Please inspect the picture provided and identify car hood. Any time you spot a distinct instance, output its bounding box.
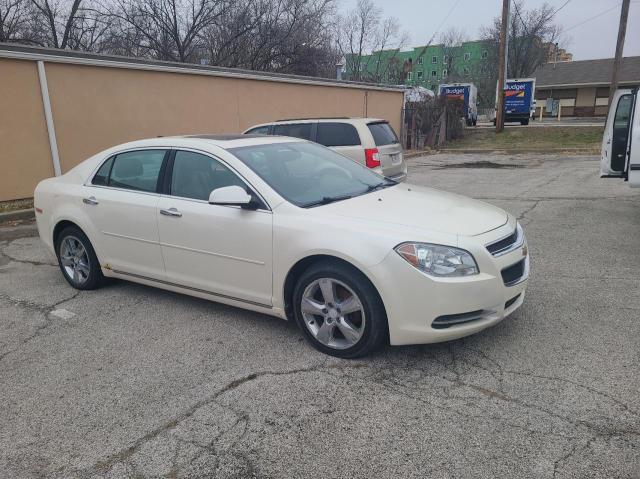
[320,184,508,237]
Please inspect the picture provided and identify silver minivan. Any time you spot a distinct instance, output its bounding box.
[244,118,407,182]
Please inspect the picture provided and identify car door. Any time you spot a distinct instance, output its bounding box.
[82,148,168,280]
[601,90,635,177]
[315,122,364,164]
[156,149,273,307]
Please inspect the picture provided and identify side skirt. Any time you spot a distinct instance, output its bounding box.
[102,267,287,320]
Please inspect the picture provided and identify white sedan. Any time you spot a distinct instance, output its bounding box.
[35,135,529,358]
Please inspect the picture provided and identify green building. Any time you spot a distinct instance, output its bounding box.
[345,39,496,106]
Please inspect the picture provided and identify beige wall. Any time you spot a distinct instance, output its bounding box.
[0,57,403,201]
[0,59,53,201]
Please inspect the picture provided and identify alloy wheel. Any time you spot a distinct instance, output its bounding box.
[60,235,91,285]
[300,278,366,350]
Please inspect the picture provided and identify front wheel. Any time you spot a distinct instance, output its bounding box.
[293,261,387,358]
[55,226,105,290]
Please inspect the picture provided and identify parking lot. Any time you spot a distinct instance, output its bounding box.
[1,152,639,478]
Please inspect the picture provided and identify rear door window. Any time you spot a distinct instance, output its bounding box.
[367,122,399,146]
[316,123,361,147]
[92,156,114,186]
[108,150,166,193]
[272,123,313,141]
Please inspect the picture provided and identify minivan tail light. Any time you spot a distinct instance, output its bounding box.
[365,148,380,168]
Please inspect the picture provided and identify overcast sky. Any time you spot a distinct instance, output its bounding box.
[337,0,639,60]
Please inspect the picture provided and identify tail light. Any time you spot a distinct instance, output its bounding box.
[365,148,380,168]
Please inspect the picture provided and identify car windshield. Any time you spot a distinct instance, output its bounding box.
[229,142,396,208]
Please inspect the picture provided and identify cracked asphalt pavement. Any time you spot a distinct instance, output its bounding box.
[1,153,639,478]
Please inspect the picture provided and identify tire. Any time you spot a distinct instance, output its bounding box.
[472,119,477,126]
[292,260,387,358]
[492,119,497,126]
[521,119,529,126]
[55,225,105,290]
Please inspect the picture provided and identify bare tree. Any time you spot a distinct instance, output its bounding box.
[436,27,467,81]
[109,0,229,62]
[337,0,408,83]
[200,0,338,76]
[0,0,31,42]
[481,0,564,78]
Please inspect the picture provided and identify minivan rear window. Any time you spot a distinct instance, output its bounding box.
[316,122,361,147]
[367,122,399,146]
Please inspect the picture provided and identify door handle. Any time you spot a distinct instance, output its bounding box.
[160,207,182,217]
[83,196,99,205]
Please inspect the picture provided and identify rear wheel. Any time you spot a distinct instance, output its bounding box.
[521,119,530,126]
[55,226,105,290]
[293,261,387,358]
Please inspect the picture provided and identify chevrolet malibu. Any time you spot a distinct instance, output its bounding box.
[34,135,529,358]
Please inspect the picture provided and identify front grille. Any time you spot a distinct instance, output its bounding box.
[505,294,521,309]
[432,310,486,329]
[501,259,526,287]
[486,224,523,257]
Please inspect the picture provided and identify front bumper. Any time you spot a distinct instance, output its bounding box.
[369,228,529,346]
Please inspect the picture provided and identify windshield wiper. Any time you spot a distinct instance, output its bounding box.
[364,180,395,192]
[302,194,354,208]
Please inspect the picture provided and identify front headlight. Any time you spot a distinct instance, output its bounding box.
[395,242,479,277]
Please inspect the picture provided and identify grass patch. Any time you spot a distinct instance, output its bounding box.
[448,126,604,150]
[0,198,34,214]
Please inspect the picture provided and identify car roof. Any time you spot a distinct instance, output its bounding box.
[246,117,388,129]
[104,134,305,153]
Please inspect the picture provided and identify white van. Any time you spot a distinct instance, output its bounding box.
[600,88,640,187]
[244,118,407,182]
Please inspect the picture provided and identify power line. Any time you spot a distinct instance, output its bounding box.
[414,0,462,60]
[432,0,462,41]
[550,0,572,18]
[564,1,636,33]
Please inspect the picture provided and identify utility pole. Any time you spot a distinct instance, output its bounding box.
[608,0,630,106]
[495,0,510,133]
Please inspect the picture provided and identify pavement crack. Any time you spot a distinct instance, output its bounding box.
[517,199,541,222]
[503,369,640,418]
[87,360,367,475]
[0,290,80,363]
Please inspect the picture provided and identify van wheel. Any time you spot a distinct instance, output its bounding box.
[55,226,104,290]
[293,261,387,358]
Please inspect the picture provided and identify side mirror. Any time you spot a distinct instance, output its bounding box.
[209,185,253,208]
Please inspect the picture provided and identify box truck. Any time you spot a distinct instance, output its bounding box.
[493,78,536,126]
[600,88,639,187]
[439,83,478,126]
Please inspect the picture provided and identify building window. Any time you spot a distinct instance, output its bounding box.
[407,72,412,80]
[464,52,471,61]
[431,56,438,64]
[442,69,448,77]
[443,55,450,64]
[417,71,423,79]
[417,57,423,65]
[431,70,437,77]
[463,67,470,76]
[482,50,488,59]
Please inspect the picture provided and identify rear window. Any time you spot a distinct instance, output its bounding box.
[272,123,313,141]
[367,122,399,146]
[316,122,361,147]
